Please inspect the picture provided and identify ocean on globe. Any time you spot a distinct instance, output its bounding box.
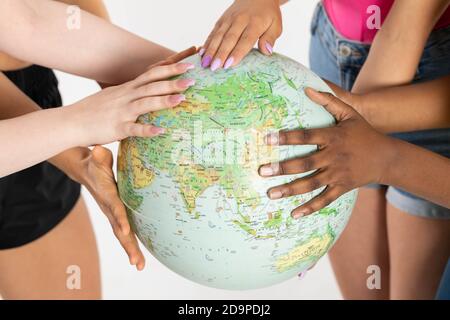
[117,49,357,290]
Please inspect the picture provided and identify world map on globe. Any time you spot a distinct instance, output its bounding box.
[117,49,357,290]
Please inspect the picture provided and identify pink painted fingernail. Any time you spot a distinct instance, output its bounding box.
[265,41,273,55]
[179,63,195,71]
[298,271,307,279]
[210,58,221,71]
[199,48,205,56]
[224,57,234,70]
[201,55,212,68]
[170,94,186,104]
[151,127,166,135]
[179,78,196,88]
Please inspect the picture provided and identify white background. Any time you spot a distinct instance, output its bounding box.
[56,0,342,300]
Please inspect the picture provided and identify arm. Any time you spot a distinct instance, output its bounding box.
[382,136,450,209]
[0,62,194,177]
[0,73,79,171]
[327,76,450,133]
[0,0,174,84]
[259,89,450,218]
[0,73,153,268]
[0,62,194,269]
[352,0,450,94]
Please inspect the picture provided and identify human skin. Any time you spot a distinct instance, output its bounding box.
[351,0,450,94]
[0,0,174,84]
[336,0,450,300]
[330,75,450,299]
[203,0,450,299]
[0,63,195,178]
[1,0,106,300]
[0,198,101,299]
[327,76,450,134]
[259,88,450,212]
[259,88,450,299]
[0,61,194,272]
[0,0,196,275]
[200,0,288,70]
[0,0,199,172]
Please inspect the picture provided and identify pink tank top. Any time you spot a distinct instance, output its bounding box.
[323,0,450,43]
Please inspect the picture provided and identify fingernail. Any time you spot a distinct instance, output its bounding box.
[265,41,273,55]
[210,58,222,71]
[224,57,234,70]
[268,190,283,200]
[179,78,196,88]
[201,55,212,68]
[298,271,307,279]
[199,48,205,56]
[179,63,195,70]
[304,87,319,95]
[265,133,279,145]
[259,166,274,177]
[170,94,186,104]
[151,127,166,135]
[292,210,306,219]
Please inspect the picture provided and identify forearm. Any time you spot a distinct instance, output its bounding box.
[0,0,173,84]
[358,76,450,133]
[382,138,450,208]
[352,0,450,94]
[0,108,80,177]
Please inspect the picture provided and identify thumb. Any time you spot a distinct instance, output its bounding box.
[304,87,355,122]
[92,145,113,168]
[258,22,282,55]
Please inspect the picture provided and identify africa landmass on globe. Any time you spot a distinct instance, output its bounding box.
[117,49,357,290]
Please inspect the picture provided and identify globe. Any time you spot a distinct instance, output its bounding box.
[117,49,357,290]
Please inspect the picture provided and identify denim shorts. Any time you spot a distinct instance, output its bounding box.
[309,3,450,219]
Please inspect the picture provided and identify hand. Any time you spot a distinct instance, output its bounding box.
[67,62,196,147]
[259,88,395,218]
[53,146,147,270]
[200,0,282,71]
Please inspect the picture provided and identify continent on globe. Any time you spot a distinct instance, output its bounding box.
[117,49,357,290]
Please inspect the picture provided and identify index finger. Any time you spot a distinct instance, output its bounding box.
[151,46,198,68]
[227,24,265,67]
[265,128,333,146]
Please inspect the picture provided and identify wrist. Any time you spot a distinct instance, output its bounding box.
[376,135,401,185]
[63,101,93,147]
[49,147,91,184]
[351,94,370,121]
